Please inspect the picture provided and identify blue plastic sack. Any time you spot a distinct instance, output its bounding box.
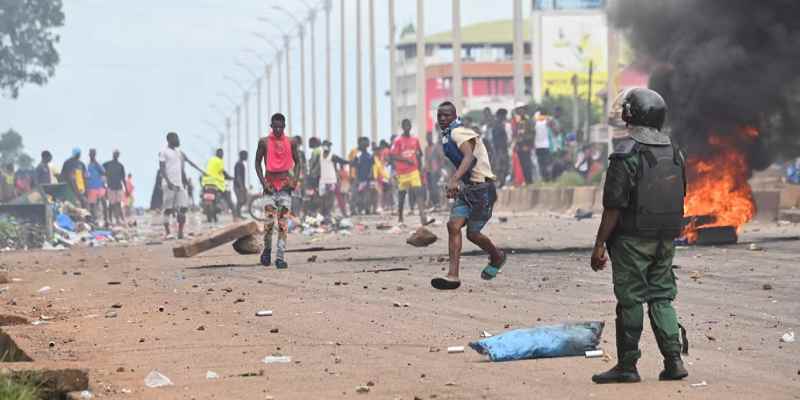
[469,321,604,362]
[55,213,75,232]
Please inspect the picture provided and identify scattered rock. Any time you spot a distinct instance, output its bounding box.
[256,310,273,317]
[270,328,279,333]
[111,303,123,309]
[748,243,763,251]
[355,385,370,394]
[762,283,773,290]
[105,311,118,319]
[206,370,219,380]
[406,227,438,247]
[144,370,173,388]
[232,234,262,255]
[780,331,795,343]
[197,325,206,331]
[307,255,318,263]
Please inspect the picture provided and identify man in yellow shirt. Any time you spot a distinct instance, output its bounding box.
[201,149,234,217]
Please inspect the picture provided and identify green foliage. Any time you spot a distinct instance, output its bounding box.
[15,153,33,170]
[0,0,65,98]
[0,129,33,169]
[527,95,605,136]
[0,375,41,400]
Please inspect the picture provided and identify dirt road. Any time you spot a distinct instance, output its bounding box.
[1,211,798,399]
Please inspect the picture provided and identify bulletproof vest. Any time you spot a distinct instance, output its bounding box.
[620,143,686,239]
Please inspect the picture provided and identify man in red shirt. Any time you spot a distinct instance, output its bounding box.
[255,113,302,269]
[390,119,429,225]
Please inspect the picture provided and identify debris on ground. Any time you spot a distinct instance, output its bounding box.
[262,356,292,364]
[255,310,273,317]
[206,371,219,380]
[232,234,262,255]
[574,209,593,221]
[762,283,773,290]
[355,385,370,394]
[691,380,708,388]
[406,227,438,247]
[780,331,795,343]
[447,346,465,354]
[748,243,763,251]
[585,349,604,358]
[144,370,173,388]
[173,221,259,257]
[469,321,604,362]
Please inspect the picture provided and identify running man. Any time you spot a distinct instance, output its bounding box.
[255,113,302,269]
[431,101,506,290]
[390,119,429,225]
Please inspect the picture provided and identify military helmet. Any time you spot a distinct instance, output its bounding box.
[619,87,667,131]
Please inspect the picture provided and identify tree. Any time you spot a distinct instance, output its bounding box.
[0,0,65,98]
[0,129,23,165]
[0,129,33,169]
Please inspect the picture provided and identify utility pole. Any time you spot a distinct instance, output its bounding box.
[236,105,242,153]
[355,0,363,142]
[415,0,426,140]
[531,5,543,103]
[244,92,250,157]
[285,35,292,133]
[276,56,283,113]
[452,0,463,110]
[265,65,272,133]
[368,0,377,144]
[512,0,525,103]
[226,117,232,172]
[298,25,307,146]
[256,79,262,142]
[325,0,333,142]
[340,0,347,156]
[388,0,397,138]
[309,8,318,140]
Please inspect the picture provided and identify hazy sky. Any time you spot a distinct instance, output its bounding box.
[1,0,517,205]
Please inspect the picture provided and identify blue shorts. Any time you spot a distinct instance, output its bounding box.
[449,182,496,233]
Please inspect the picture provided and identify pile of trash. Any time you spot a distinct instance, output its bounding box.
[0,215,48,250]
[49,202,135,250]
[294,214,355,237]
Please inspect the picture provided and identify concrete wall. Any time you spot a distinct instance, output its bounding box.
[495,186,796,222]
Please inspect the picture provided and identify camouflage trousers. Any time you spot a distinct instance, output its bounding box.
[262,190,292,261]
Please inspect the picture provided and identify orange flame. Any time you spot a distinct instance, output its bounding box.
[682,127,758,243]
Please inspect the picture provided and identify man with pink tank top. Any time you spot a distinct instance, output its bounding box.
[255,113,302,269]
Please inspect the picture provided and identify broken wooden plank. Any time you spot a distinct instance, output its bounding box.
[172,221,260,258]
[285,246,352,253]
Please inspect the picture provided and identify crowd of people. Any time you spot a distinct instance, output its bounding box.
[0,148,135,226]
[151,103,609,235]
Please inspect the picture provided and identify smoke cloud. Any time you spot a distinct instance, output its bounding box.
[609,0,800,169]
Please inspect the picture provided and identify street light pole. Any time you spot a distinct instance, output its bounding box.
[452,0,463,110]
[265,64,272,132]
[236,105,242,153]
[388,0,397,137]
[325,0,332,142]
[512,0,525,103]
[355,0,363,141]
[340,0,347,156]
[285,35,292,134]
[415,0,426,139]
[226,117,232,172]
[309,9,317,140]
[299,26,307,145]
[368,0,377,144]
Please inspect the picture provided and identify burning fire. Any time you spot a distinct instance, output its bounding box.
[682,127,758,243]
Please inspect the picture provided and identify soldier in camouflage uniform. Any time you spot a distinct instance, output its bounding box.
[590,88,689,384]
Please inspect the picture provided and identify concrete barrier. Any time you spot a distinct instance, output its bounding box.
[570,187,597,212]
[780,185,800,209]
[753,190,780,222]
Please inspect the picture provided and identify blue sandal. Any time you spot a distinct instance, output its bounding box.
[481,251,507,280]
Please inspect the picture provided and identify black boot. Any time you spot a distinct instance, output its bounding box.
[659,355,688,381]
[592,364,641,384]
[592,317,641,384]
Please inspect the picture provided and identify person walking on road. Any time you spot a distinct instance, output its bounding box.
[390,119,429,226]
[255,113,302,269]
[234,150,249,220]
[159,132,204,239]
[590,88,689,384]
[431,101,506,290]
[103,150,128,226]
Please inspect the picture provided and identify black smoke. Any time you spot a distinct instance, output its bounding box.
[609,0,800,169]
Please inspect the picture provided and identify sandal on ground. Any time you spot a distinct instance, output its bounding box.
[431,276,461,290]
[481,250,507,280]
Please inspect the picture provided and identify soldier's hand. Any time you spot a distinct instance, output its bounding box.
[590,244,608,271]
